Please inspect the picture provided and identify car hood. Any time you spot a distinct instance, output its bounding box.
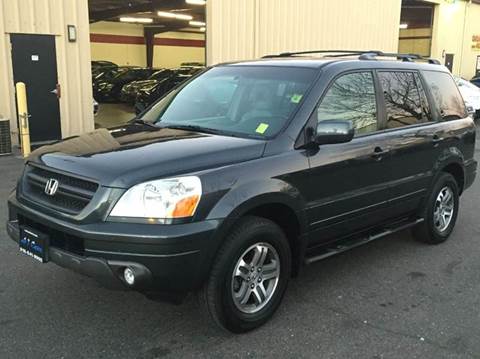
[28,124,266,188]
[459,86,480,109]
[125,79,158,90]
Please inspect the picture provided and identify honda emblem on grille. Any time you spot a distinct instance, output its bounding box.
[44,178,59,196]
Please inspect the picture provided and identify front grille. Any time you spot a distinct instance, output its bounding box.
[21,165,99,215]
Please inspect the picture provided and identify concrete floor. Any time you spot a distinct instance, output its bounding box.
[0,125,479,358]
[95,103,135,129]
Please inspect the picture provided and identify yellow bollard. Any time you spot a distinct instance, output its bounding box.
[15,82,31,158]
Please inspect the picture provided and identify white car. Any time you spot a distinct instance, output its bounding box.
[455,76,480,119]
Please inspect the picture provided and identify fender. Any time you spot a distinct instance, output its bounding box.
[431,146,466,190]
[206,177,308,236]
[199,178,309,279]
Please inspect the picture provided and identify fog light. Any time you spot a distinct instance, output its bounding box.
[123,267,135,285]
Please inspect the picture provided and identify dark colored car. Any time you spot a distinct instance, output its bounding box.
[95,67,157,103]
[134,73,193,114]
[92,66,130,99]
[91,60,118,73]
[173,65,205,75]
[7,51,477,333]
[180,62,204,67]
[472,76,480,88]
[120,69,174,104]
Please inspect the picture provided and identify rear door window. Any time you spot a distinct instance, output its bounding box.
[378,71,430,129]
[422,70,467,121]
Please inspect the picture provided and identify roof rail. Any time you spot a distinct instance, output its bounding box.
[262,50,441,65]
[262,50,367,58]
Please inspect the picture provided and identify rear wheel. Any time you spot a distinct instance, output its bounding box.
[413,172,459,244]
[201,216,291,333]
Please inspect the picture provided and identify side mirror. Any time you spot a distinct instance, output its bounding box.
[315,120,355,145]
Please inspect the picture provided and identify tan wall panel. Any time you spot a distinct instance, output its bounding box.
[461,3,480,79]
[207,0,401,65]
[0,0,93,145]
[206,0,256,64]
[0,1,13,130]
[399,38,431,57]
[400,28,432,38]
[91,43,147,66]
[430,1,480,78]
[153,46,205,68]
[399,28,432,57]
[90,21,144,36]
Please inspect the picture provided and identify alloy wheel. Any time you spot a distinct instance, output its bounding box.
[231,242,280,314]
[433,186,455,233]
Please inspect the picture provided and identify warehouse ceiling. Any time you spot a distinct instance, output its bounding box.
[400,0,434,29]
[88,0,205,30]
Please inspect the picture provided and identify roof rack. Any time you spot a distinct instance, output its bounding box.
[262,50,441,65]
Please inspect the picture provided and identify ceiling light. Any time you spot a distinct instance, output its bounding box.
[186,0,206,5]
[399,23,408,29]
[157,11,193,21]
[120,17,153,23]
[189,20,206,27]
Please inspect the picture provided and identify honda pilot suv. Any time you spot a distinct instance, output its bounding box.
[6,50,477,333]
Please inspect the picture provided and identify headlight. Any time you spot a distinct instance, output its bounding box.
[109,176,202,220]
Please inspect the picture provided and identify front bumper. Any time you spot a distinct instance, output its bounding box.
[7,194,223,293]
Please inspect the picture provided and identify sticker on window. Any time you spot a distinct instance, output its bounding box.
[255,123,269,134]
[290,94,303,103]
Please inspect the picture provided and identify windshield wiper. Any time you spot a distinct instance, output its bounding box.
[130,118,158,129]
[159,124,225,135]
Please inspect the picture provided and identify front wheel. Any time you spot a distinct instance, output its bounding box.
[413,172,459,244]
[201,216,291,333]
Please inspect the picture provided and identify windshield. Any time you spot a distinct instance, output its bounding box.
[140,66,316,138]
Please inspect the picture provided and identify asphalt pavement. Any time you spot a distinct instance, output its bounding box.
[1,124,479,359]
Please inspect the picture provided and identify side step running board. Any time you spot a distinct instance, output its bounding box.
[304,218,424,265]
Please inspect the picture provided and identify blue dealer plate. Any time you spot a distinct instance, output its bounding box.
[19,227,49,263]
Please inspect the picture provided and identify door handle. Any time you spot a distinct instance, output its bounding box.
[432,134,444,143]
[50,84,61,98]
[371,146,390,159]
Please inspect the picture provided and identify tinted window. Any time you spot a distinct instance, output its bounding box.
[378,71,430,128]
[142,66,316,138]
[317,72,378,134]
[423,71,466,120]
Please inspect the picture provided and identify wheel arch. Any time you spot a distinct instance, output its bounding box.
[206,180,309,278]
[434,151,465,195]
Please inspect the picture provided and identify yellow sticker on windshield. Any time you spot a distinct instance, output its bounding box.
[291,94,303,103]
[256,123,269,134]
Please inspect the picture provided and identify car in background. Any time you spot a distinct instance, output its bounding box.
[93,99,99,116]
[134,73,193,114]
[95,67,157,103]
[91,61,118,78]
[92,60,117,70]
[120,69,174,104]
[92,66,130,98]
[471,76,480,88]
[174,65,205,75]
[455,76,480,119]
[180,62,204,67]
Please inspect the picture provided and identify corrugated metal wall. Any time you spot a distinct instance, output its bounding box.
[0,0,93,145]
[207,0,402,65]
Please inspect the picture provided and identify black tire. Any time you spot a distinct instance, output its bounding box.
[201,216,291,333]
[412,172,459,244]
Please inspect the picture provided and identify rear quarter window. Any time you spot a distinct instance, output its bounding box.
[422,71,467,121]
